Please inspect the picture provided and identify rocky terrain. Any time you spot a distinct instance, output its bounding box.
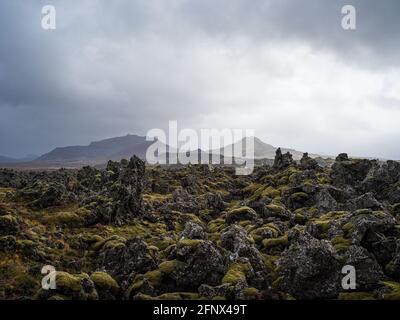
[1,149,400,300]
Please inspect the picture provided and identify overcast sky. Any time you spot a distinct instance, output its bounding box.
[1,0,400,159]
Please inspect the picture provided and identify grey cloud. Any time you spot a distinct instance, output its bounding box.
[0,0,399,158]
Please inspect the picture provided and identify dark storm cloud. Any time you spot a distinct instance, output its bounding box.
[177,0,400,68]
[0,0,400,158]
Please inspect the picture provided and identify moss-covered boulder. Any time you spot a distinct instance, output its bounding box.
[167,239,225,290]
[90,272,120,300]
[36,272,98,300]
[222,262,252,285]
[277,230,341,299]
[226,207,257,224]
[98,237,158,282]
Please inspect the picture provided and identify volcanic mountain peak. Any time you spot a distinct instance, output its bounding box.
[216,136,319,160]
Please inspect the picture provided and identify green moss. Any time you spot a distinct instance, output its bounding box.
[271,276,284,290]
[104,221,166,241]
[0,214,18,227]
[143,270,163,287]
[48,294,70,300]
[0,203,12,215]
[0,188,14,202]
[178,239,204,247]
[222,262,251,285]
[262,235,288,249]
[16,239,38,257]
[278,176,289,185]
[148,245,159,251]
[75,207,93,220]
[13,273,39,295]
[245,183,281,201]
[152,237,175,251]
[338,292,375,300]
[90,272,119,292]
[227,200,241,209]
[244,287,259,298]
[374,211,388,219]
[238,220,254,229]
[317,173,331,185]
[332,236,351,253]
[212,295,226,300]
[127,277,144,293]
[244,184,266,202]
[159,260,180,274]
[263,187,281,199]
[56,272,86,292]
[265,204,285,214]
[354,209,372,216]
[392,203,400,214]
[176,292,200,300]
[290,192,309,202]
[126,270,165,298]
[156,292,183,300]
[156,292,200,300]
[226,206,256,223]
[308,206,318,215]
[309,219,331,234]
[318,211,348,221]
[263,255,278,273]
[179,213,203,226]
[294,212,307,224]
[93,235,126,251]
[250,224,281,243]
[243,183,263,194]
[43,211,84,227]
[143,193,171,203]
[380,281,400,300]
[131,293,154,300]
[342,222,355,234]
[77,234,104,249]
[208,218,225,233]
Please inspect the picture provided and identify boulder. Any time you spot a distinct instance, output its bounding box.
[168,239,225,290]
[37,272,98,300]
[344,245,383,290]
[205,193,228,212]
[180,221,206,240]
[98,238,157,283]
[278,229,341,299]
[226,207,257,224]
[273,148,295,170]
[331,156,374,187]
[90,271,120,300]
[300,153,319,170]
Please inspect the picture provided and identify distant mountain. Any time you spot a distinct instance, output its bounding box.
[2,134,321,169]
[214,137,319,160]
[37,134,152,163]
[0,154,38,164]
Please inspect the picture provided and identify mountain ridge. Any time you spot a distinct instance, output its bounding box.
[2,134,322,168]
[214,136,320,160]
